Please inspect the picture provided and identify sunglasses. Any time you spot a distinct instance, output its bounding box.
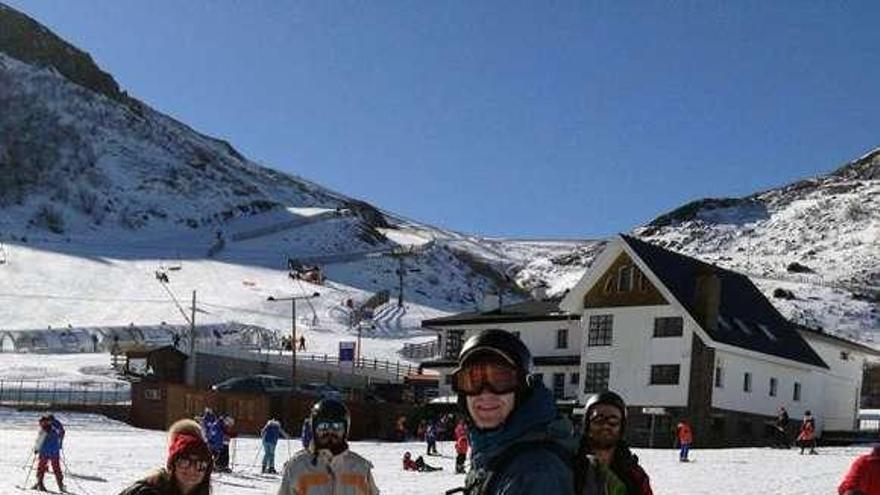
[314,421,347,434]
[175,458,210,472]
[452,361,521,396]
[589,413,622,428]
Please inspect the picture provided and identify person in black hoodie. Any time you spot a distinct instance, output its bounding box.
[448,329,583,495]
[575,391,653,495]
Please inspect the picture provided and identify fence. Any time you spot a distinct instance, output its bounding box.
[195,344,418,383]
[0,380,131,406]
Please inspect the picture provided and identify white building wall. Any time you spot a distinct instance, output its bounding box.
[579,305,692,408]
[431,318,582,397]
[711,349,824,432]
[799,336,866,431]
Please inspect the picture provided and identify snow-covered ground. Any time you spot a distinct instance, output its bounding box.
[0,408,869,495]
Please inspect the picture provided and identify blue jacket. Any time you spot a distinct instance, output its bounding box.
[37,424,63,458]
[205,419,225,451]
[262,420,284,444]
[466,383,576,495]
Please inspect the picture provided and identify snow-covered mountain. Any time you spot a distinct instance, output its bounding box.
[0,4,598,361]
[0,2,876,357]
[635,150,880,340]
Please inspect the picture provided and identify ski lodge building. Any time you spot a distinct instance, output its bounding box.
[421,234,878,447]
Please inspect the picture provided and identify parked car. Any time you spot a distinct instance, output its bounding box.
[297,382,343,400]
[210,374,293,394]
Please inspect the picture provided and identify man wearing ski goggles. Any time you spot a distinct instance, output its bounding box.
[452,349,525,430]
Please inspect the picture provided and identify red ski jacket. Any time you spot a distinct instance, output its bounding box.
[838,449,880,495]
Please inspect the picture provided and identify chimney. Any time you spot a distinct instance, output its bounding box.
[481,292,501,312]
[693,267,721,332]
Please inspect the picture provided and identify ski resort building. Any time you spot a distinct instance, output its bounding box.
[559,234,874,447]
[420,298,581,403]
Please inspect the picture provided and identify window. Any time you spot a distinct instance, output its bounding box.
[793,382,801,402]
[653,317,683,337]
[618,265,633,292]
[445,330,464,359]
[638,268,650,291]
[603,276,615,293]
[556,329,569,349]
[840,351,850,361]
[743,372,752,393]
[733,318,753,336]
[570,372,580,385]
[553,373,566,399]
[757,323,777,341]
[769,377,778,397]
[588,315,613,346]
[444,375,454,385]
[650,364,680,385]
[533,373,544,386]
[584,362,611,393]
[715,365,724,388]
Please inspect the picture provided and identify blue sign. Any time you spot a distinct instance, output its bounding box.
[339,341,356,362]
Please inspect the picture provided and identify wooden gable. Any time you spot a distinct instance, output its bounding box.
[584,252,668,308]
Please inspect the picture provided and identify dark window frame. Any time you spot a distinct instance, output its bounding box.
[653,317,684,338]
[556,328,569,349]
[445,330,465,359]
[588,315,613,347]
[743,372,752,393]
[584,362,611,394]
[650,364,681,385]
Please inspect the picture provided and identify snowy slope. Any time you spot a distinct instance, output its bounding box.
[0,408,869,495]
[635,149,880,340]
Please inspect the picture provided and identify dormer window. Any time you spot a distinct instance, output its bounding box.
[603,276,615,294]
[618,265,633,292]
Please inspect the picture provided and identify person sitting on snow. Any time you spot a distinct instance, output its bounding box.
[402,451,442,472]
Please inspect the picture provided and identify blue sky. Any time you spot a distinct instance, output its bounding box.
[6,1,879,238]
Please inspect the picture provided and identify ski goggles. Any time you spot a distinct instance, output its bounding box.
[589,412,622,428]
[175,457,211,472]
[451,361,521,396]
[314,421,347,434]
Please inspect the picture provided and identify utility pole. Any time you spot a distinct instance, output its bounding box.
[187,290,197,385]
[267,292,320,385]
[390,248,421,308]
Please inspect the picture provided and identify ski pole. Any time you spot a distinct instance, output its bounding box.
[250,442,263,473]
[21,451,36,490]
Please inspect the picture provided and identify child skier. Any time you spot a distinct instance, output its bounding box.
[676,419,693,462]
[798,411,818,455]
[33,415,65,492]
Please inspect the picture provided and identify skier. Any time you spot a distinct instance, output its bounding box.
[675,419,693,462]
[426,421,438,456]
[838,443,880,495]
[202,410,227,470]
[447,329,578,495]
[260,418,289,474]
[797,410,818,455]
[219,413,236,472]
[575,391,654,495]
[32,415,65,492]
[276,398,379,495]
[300,416,313,450]
[454,429,469,474]
[402,451,442,472]
[774,407,790,448]
[119,419,214,495]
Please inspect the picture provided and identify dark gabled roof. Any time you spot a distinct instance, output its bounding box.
[620,234,827,369]
[421,299,575,327]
